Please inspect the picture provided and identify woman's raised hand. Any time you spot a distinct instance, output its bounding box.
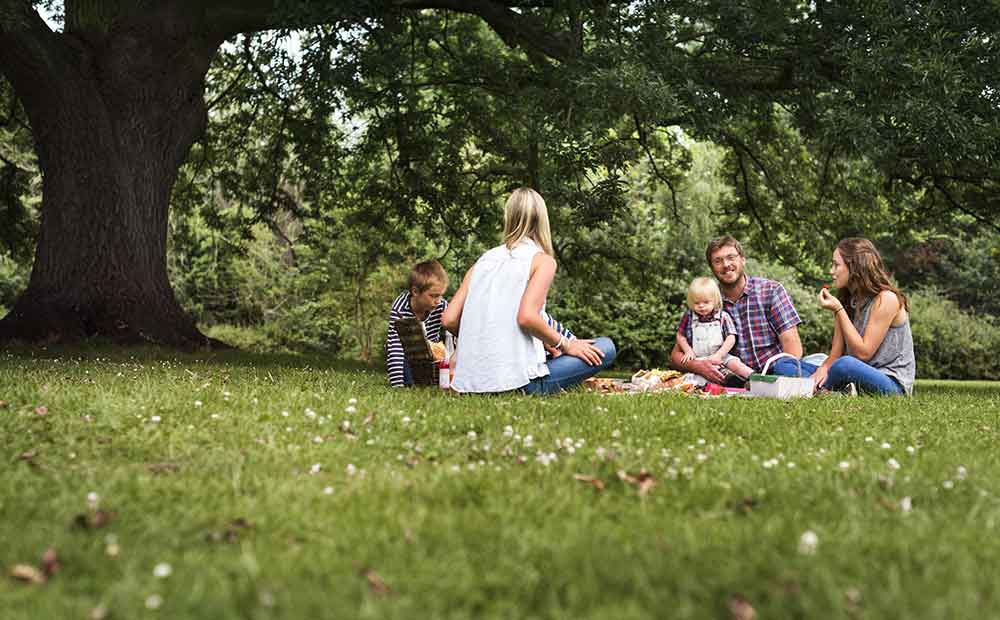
[818,288,843,313]
[562,338,605,366]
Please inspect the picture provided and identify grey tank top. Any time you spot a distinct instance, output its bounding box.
[848,296,916,395]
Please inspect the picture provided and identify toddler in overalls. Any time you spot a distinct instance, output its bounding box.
[675,277,753,386]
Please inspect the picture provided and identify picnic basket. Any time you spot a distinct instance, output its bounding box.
[748,353,814,399]
[394,317,439,386]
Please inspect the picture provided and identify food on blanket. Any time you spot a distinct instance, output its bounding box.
[583,377,627,393]
[430,341,447,361]
[631,368,683,385]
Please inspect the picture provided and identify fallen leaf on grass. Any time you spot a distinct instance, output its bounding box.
[573,474,605,492]
[9,563,45,584]
[731,496,758,515]
[73,510,117,530]
[95,436,113,444]
[728,595,757,620]
[363,411,377,426]
[206,518,253,544]
[617,469,657,496]
[41,548,60,578]
[9,548,59,585]
[89,606,109,620]
[360,567,391,596]
[34,405,48,416]
[0,400,8,408]
[877,496,900,512]
[147,463,179,475]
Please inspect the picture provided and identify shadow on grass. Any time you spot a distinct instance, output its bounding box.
[0,342,376,373]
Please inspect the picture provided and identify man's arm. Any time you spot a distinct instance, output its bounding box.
[778,325,803,359]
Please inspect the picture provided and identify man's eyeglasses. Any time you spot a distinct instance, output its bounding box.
[711,253,741,267]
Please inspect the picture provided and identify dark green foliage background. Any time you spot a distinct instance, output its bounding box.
[2,2,999,378]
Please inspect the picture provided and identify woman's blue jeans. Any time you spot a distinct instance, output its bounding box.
[824,355,905,395]
[521,337,617,396]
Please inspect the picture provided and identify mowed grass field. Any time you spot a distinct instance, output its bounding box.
[2,348,999,619]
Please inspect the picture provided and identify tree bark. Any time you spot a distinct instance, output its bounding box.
[0,2,224,347]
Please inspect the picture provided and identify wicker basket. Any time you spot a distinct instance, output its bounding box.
[394,317,441,387]
[409,360,441,387]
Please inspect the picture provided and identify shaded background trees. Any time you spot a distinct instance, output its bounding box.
[2,0,999,376]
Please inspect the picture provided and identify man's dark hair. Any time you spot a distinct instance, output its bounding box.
[705,235,744,266]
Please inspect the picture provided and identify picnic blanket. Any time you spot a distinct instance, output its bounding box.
[584,369,700,395]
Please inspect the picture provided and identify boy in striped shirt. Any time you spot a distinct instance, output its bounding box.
[385,260,575,386]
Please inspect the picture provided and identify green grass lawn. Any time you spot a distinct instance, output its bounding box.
[2,348,999,619]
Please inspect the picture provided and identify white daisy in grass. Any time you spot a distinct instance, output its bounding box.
[838,461,851,471]
[153,563,172,578]
[340,420,351,431]
[906,445,916,454]
[151,415,161,423]
[467,431,477,440]
[87,491,99,509]
[523,435,533,448]
[798,531,819,555]
[348,398,358,405]
[402,416,411,425]
[194,400,203,407]
[281,411,289,418]
[503,425,514,437]
[345,405,357,414]
[145,594,163,609]
[305,408,317,419]
[900,496,913,512]
[313,436,323,444]
[881,442,891,450]
[957,466,968,480]
[323,486,334,495]
[887,458,901,470]
[346,463,358,476]
[865,436,873,443]
[942,480,954,490]
[309,463,321,474]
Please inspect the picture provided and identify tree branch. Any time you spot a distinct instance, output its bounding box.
[396,0,576,62]
[0,1,62,90]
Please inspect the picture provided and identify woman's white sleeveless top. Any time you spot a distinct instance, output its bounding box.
[452,239,549,393]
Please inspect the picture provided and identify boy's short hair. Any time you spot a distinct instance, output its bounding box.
[705,235,743,266]
[686,277,722,311]
[408,260,448,293]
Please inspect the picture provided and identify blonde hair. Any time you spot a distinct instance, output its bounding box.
[686,277,722,311]
[503,187,554,256]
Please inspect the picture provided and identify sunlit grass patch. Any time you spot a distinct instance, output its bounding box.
[2,348,999,619]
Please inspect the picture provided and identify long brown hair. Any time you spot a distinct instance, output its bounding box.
[835,238,908,317]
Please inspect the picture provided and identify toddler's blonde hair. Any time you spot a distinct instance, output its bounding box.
[686,277,722,311]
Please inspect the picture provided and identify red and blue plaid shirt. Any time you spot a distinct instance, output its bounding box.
[677,275,801,371]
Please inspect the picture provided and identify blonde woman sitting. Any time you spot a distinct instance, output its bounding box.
[442,188,616,395]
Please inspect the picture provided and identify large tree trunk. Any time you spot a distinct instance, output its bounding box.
[0,5,223,347]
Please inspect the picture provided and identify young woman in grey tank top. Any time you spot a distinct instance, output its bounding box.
[811,238,916,395]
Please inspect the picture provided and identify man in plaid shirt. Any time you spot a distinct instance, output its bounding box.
[671,235,820,384]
